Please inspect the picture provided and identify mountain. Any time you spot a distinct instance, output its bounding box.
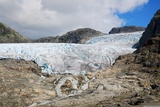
[109,26,145,34]
[33,28,104,44]
[0,23,145,44]
[0,22,29,43]
[0,23,104,44]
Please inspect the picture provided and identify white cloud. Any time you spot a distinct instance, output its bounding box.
[0,0,148,39]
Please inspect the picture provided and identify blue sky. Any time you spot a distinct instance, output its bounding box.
[119,0,160,27]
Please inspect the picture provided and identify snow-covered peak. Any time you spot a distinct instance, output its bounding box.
[0,31,143,75]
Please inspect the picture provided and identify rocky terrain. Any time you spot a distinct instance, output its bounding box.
[95,10,160,107]
[0,22,29,43]
[109,26,145,34]
[0,10,159,107]
[33,28,104,44]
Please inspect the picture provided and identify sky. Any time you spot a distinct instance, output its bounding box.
[0,0,159,39]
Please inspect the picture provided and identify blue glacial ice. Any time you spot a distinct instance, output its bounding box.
[0,31,143,75]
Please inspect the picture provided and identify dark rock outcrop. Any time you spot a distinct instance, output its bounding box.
[109,26,145,34]
[32,36,59,43]
[33,28,104,44]
[0,22,29,43]
[137,9,160,48]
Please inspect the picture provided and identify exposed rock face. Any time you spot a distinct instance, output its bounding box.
[0,22,29,43]
[137,9,160,48]
[109,26,145,34]
[33,28,104,44]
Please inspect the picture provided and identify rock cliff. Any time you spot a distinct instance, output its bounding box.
[137,9,160,48]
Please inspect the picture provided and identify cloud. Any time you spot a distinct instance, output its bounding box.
[0,0,148,39]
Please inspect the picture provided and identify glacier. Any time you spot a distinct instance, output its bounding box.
[0,31,143,75]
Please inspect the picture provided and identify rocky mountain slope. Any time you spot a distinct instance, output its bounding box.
[109,26,145,34]
[96,9,160,107]
[0,22,29,43]
[137,10,160,48]
[33,28,104,44]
